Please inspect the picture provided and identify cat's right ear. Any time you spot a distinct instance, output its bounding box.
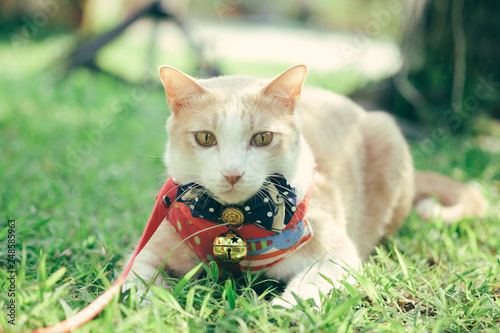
[159,66,205,114]
[262,64,308,111]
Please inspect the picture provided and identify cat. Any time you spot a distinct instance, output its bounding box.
[125,64,488,308]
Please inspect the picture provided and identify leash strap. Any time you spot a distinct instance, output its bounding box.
[32,179,177,333]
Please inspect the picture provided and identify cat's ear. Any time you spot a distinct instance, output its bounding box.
[159,66,205,113]
[262,64,308,111]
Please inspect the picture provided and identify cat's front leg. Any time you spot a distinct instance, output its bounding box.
[271,254,360,309]
[268,231,361,309]
[122,220,201,301]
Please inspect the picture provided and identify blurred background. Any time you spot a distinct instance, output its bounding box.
[2,0,499,129]
[1,0,499,267]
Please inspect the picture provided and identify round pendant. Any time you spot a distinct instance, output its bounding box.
[221,207,245,227]
[213,230,247,264]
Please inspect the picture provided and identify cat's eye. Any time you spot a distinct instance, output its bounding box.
[195,131,217,147]
[251,131,273,147]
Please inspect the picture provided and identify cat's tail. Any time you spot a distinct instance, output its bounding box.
[413,171,488,223]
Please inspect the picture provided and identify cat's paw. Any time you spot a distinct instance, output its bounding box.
[271,258,358,309]
[122,275,170,306]
[270,294,296,310]
[271,280,325,309]
[121,281,153,306]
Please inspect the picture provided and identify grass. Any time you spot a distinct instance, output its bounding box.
[1,35,499,332]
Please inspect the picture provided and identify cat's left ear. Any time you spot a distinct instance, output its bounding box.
[262,64,308,111]
[159,66,205,114]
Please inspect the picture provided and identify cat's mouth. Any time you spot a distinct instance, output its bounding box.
[215,188,255,205]
[211,180,269,205]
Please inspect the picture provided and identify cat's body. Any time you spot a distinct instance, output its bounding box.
[127,65,487,307]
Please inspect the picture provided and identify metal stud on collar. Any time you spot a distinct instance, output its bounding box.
[162,195,171,208]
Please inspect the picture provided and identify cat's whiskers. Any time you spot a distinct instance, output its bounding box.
[198,190,212,210]
[152,174,171,189]
[264,185,298,218]
[254,187,289,216]
[181,186,217,209]
[168,171,205,185]
[137,152,164,158]
[164,184,183,204]
[254,189,269,208]
[191,187,214,200]
[153,172,203,191]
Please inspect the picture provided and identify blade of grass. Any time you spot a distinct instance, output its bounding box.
[225,279,236,310]
[172,262,203,297]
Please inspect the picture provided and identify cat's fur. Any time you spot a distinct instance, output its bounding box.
[126,65,488,307]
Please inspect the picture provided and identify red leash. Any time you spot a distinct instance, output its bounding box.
[32,179,178,333]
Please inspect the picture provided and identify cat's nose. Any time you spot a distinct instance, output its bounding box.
[223,172,243,185]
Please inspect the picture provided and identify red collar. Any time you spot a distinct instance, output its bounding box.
[163,177,312,273]
[165,177,311,239]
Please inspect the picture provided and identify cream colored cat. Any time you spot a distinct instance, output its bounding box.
[126,64,488,307]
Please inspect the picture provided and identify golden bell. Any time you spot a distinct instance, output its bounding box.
[213,230,247,264]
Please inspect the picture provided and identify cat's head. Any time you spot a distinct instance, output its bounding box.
[159,65,308,205]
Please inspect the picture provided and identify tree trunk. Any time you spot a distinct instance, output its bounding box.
[351,0,500,132]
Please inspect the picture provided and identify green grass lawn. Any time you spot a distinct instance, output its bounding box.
[1,37,499,332]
